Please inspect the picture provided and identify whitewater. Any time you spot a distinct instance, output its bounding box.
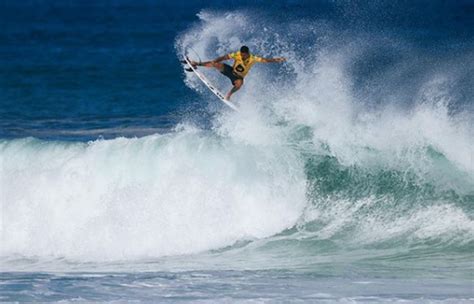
[1,3,473,303]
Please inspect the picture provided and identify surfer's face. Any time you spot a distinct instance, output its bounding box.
[241,52,250,60]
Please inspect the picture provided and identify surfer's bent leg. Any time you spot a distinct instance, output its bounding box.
[201,62,224,72]
[226,79,243,100]
[194,61,225,72]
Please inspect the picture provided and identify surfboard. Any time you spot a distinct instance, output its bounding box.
[183,56,239,111]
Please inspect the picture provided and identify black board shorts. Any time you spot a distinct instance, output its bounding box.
[221,64,243,85]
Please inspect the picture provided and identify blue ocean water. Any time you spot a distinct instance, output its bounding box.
[1,0,473,302]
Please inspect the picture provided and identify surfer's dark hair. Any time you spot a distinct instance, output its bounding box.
[240,46,249,53]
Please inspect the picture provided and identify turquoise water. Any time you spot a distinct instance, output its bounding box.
[1,1,473,302]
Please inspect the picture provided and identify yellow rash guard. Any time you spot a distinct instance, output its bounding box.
[228,51,264,78]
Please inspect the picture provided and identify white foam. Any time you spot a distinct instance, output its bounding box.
[0,129,306,261]
[299,195,474,248]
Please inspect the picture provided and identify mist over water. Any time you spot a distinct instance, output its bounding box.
[1,1,473,302]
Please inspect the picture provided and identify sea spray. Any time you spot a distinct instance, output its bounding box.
[176,10,474,260]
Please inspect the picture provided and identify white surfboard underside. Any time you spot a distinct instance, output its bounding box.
[184,56,239,111]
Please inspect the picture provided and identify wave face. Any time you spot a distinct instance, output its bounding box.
[1,4,474,276]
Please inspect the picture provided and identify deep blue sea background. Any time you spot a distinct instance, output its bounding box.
[1,0,473,302]
[1,0,473,140]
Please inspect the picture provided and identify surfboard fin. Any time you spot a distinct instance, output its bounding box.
[185,68,193,72]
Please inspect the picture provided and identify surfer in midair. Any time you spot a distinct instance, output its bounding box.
[189,46,286,101]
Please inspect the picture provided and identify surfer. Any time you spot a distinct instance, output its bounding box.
[189,46,286,100]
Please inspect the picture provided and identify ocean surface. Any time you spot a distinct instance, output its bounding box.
[1,0,473,302]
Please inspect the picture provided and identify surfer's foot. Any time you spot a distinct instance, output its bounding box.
[190,60,199,67]
[225,93,232,101]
